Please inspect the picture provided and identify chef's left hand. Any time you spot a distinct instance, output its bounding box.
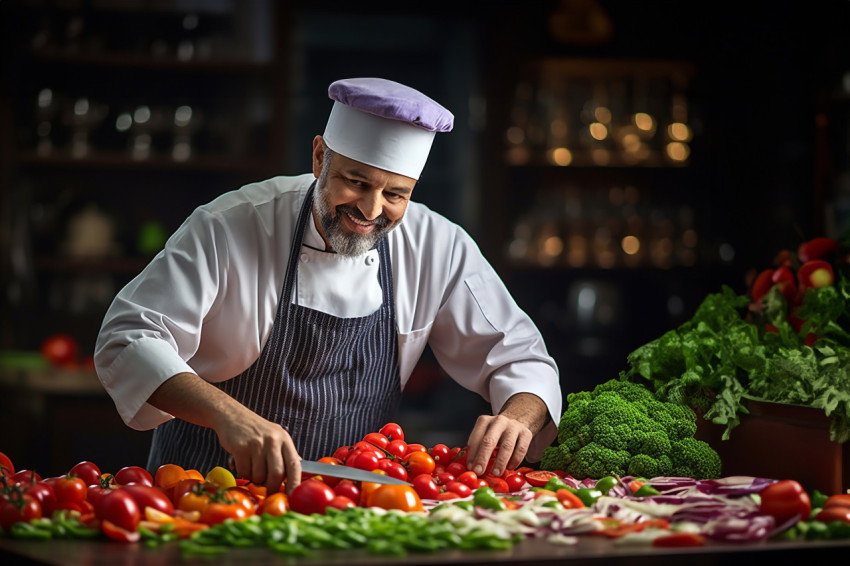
[465,393,548,477]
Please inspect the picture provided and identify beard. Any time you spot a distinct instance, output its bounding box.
[314,169,397,257]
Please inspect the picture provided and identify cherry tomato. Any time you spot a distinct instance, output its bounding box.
[404,443,427,456]
[449,446,468,467]
[332,446,352,462]
[524,470,560,488]
[96,488,141,532]
[446,462,467,477]
[385,439,408,459]
[205,466,236,489]
[333,480,361,505]
[351,452,380,471]
[25,483,57,516]
[54,476,88,504]
[824,495,850,510]
[86,483,112,507]
[40,333,78,366]
[816,506,850,524]
[379,423,404,442]
[288,478,335,515]
[171,478,202,507]
[505,473,526,492]
[433,472,455,486]
[113,466,153,487]
[759,480,811,523]
[327,495,356,511]
[436,491,461,501]
[200,501,250,525]
[0,493,42,529]
[363,432,389,450]
[259,492,289,516]
[445,480,472,498]
[120,484,175,516]
[484,476,509,493]
[380,460,409,482]
[429,444,450,464]
[224,487,256,514]
[101,519,141,543]
[10,469,42,485]
[0,452,15,477]
[411,474,441,500]
[312,456,342,488]
[366,485,424,512]
[456,471,481,490]
[403,451,436,478]
[68,461,102,486]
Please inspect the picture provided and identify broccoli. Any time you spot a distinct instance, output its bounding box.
[544,378,721,480]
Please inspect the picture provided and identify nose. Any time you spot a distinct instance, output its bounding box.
[358,192,383,221]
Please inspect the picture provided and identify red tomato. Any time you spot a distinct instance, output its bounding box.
[363,432,389,450]
[69,461,102,486]
[404,443,427,456]
[759,480,811,523]
[411,474,441,500]
[170,478,202,506]
[258,492,289,516]
[505,473,526,492]
[652,532,706,547]
[429,444,450,464]
[54,476,88,504]
[101,519,141,543]
[824,494,850,509]
[403,451,436,478]
[0,494,42,529]
[380,460,409,482]
[288,478,335,515]
[351,452,380,471]
[201,501,250,525]
[10,469,42,485]
[312,456,342,488]
[333,480,361,505]
[25,483,57,516]
[446,462,467,477]
[379,423,404,442]
[750,268,776,302]
[327,495,356,511]
[95,489,140,532]
[456,471,481,490]
[524,470,560,488]
[0,452,14,477]
[484,476,509,493]
[332,445,352,462]
[436,491,461,501]
[40,333,78,366]
[86,483,112,507]
[119,484,174,516]
[445,480,472,498]
[385,439,408,459]
[449,446,468,467]
[113,466,153,487]
[433,472,455,486]
[815,506,850,524]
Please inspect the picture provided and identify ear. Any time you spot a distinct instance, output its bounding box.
[312,135,325,178]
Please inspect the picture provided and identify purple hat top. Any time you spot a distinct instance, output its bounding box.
[328,78,454,133]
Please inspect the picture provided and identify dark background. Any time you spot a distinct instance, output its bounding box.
[1,0,849,473]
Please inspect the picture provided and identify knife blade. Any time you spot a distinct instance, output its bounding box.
[301,460,411,486]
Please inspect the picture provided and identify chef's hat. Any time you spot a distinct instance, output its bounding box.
[322,78,454,180]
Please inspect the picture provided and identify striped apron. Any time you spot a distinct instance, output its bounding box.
[147,184,402,473]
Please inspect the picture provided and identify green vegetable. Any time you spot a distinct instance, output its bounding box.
[575,488,603,506]
[540,378,720,479]
[473,487,506,511]
[633,484,661,497]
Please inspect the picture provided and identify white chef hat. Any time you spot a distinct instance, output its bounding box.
[322,78,455,180]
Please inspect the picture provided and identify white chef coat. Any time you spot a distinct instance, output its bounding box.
[94,174,562,459]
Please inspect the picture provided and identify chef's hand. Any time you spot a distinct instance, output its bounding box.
[465,393,549,477]
[214,406,302,495]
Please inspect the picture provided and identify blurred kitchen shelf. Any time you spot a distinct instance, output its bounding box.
[29,49,275,74]
[33,256,149,275]
[17,151,274,175]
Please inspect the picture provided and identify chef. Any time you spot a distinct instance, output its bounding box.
[94,77,562,494]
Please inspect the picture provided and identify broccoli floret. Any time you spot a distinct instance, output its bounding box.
[546,378,722,480]
[670,437,721,479]
[540,445,568,472]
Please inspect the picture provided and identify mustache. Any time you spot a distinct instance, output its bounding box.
[336,205,389,228]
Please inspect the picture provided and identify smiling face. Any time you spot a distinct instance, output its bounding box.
[311,135,416,256]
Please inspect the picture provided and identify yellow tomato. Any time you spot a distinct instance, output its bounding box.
[205,466,236,488]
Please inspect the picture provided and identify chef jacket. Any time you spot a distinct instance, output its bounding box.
[94,173,562,459]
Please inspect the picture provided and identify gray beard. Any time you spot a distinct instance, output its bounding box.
[314,174,394,257]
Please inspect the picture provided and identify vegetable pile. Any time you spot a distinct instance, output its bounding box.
[621,236,850,443]
[539,378,721,480]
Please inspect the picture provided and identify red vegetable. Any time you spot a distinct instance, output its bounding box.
[770,266,797,302]
[751,268,776,302]
[758,479,811,523]
[797,259,834,291]
[652,532,706,547]
[798,237,838,263]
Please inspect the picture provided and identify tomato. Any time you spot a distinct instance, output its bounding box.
[456,471,481,490]
[380,460,408,482]
[379,423,404,442]
[433,472,455,486]
[0,493,42,529]
[436,491,461,501]
[224,488,256,514]
[449,446,468,467]
[86,483,112,507]
[40,333,78,366]
[524,470,560,488]
[171,478,202,507]
[556,489,585,509]
[288,478,335,515]
[352,441,384,459]
[101,519,141,543]
[444,480,472,498]
[363,432,389,450]
[25,483,57,516]
[69,461,101,486]
[366,485,424,512]
[484,476,509,493]
[332,446,353,462]
[825,495,850,509]
[114,466,153,487]
[798,259,835,291]
[0,452,14,477]
[96,489,141,532]
[351,451,380,471]
[327,495,356,511]
[385,439,408,459]
[205,466,236,489]
[309,456,342,488]
[258,492,289,516]
[359,471,389,506]
[446,461,467,477]
[759,480,811,523]
[816,506,850,524]
[120,484,175,516]
[177,487,213,514]
[403,451,436,478]
[201,501,250,525]
[504,473,525,492]
[333,480,361,505]
[411,474,441,500]
[10,469,42,485]
[652,532,706,547]
[404,443,427,456]
[53,476,88,504]
[429,444,450,465]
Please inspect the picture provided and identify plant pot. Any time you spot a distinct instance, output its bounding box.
[696,400,850,494]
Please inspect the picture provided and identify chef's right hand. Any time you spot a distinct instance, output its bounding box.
[213,407,301,495]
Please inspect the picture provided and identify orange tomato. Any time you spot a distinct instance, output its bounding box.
[200,502,250,525]
[155,464,189,494]
[185,469,204,481]
[403,451,436,478]
[258,492,289,516]
[177,489,212,514]
[366,485,424,512]
[359,470,388,506]
[224,488,256,514]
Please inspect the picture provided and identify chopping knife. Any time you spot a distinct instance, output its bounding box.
[301,460,411,486]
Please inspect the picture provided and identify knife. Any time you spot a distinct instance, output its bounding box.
[301,460,411,486]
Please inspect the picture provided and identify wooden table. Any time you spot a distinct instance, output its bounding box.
[2,535,848,565]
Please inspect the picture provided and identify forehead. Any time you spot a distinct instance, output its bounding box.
[330,151,417,191]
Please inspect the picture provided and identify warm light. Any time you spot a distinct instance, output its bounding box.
[594,106,612,123]
[506,126,525,145]
[667,122,692,141]
[505,146,530,165]
[550,119,567,137]
[634,112,655,131]
[543,236,564,257]
[591,148,611,165]
[621,235,640,255]
[621,133,641,151]
[589,122,608,140]
[666,141,690,161]
[549,147,573,166]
